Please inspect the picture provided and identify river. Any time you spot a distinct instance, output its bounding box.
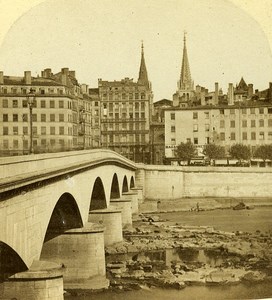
[65,206,272,300]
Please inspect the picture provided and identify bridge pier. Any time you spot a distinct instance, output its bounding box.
[131,187,144,204]
[110,198,132,227]
[0,260,64,300]
[122,191,139,214]
[88,208,123,245]
[40,222,109,291]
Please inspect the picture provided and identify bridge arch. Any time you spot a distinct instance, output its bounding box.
[122,176,129,193]
[0,241,28,281]
[90,177,107,210]
[43,192,83,242]
[130,176,135,188]
[110,173,120,200]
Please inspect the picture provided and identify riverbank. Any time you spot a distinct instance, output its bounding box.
[103,212,272,292]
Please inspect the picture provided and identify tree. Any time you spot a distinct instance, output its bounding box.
[175,141,197,165]
[203,144,225,160]
[229,144,251,162]
[254,144,272,162]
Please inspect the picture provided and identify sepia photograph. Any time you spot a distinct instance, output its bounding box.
[0,0,272,299]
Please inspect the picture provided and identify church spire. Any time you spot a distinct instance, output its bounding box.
[180,31,192,87]
[138,41,149,86]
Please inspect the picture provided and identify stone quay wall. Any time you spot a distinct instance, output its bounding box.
[136,165,272,211]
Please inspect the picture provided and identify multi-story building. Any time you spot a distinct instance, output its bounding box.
[99,43,153,163]
[165,101,272,160]
[0,68,96,156]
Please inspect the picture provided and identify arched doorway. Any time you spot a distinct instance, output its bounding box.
[90,177,107,210]
[122,176,128,193]
[110,173,120,200]
[130,176,135,189]
[0,242,28,281]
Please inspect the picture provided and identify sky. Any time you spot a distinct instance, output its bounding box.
[0,0,272,101]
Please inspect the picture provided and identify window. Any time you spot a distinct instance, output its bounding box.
[41,114,46,122]
[193,112,198,119]
[242,120,247,127]
[41,100,46,108]
[259,119,264,127]
[23,140,28,149]
[193,124,198,132]
[3,127,8,135]
[22,100,28,108]
[242,108,247,114]
[242,132,247,140]
[50,114,55,122]
[219,109,224,115]
[259,107,264,114]
[3,140,8,149]
[230,109,235,115]
[3,114,8,122]
[250,108,255,114]
[23,127,28,135]
[259,132,264,140]
[50,100,55,108]
[204,112,209,119]
[50,139,56,146]
[13,100,18,108]
[59,114,64,122]
[230,120,235,128]
[171,138,176,145]
[186,138,191,143]
[205,124,209,131]
[141,112,145,119]
[135,102,139,110]
[135,93,139,100]
[220,132,225,141]
[141,93,145,99]
[171,126,176,132]
[3,99,8,108]
[268,108,272,114]
[32,114,37,122]
[230,132,236,140]
[251,132,256,140]
[41,127,46,135]
[141,102,145,110]
[22,114,28,122]
[50,127,55,135]
[194,138,198,144]
[59,100,64,108]
[268,132,272,140]
[220,120,225,128]
[268,119,272,127]
[170,113,175,120]
[251,120,256,128]
[13,114,18,122]
[13,140,18,149]
[41,139,46,146]
[13,127,18,135]
[59,127,64,135]
[33,127,37,135]
[129,93,133,100]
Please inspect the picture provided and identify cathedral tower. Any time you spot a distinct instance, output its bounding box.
[173,32,195,107]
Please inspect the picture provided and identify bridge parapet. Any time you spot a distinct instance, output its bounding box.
[0,149,136,193]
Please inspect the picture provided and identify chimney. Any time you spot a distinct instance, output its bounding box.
[81,84,88,94]
[248,84,253,99]
[42,68,52,78]
[0,71,3,84]
[228,83,234,105]
[214,82,219,105]
[61,68,69,75]
[24,71,31,85]
[61,74,67,86]
[200,91,206,106]
[269,82,272,102]
[69,70,76,78]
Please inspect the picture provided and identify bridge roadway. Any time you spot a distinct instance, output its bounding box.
[0,149,140,299]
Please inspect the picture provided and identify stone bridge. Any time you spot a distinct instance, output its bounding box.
[0,149,143,299]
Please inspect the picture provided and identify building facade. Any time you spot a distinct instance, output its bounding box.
[0,68,97,156]
[99,43,153,163]
[165,103,272,160]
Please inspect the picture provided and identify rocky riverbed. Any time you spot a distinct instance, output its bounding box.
[105,213,272,291]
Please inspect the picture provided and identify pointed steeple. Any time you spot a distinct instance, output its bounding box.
[180,31,193,87]
[138,41,149,86]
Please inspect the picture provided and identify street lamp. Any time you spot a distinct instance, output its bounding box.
[27,88,35,154]
[79,108,86,149]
